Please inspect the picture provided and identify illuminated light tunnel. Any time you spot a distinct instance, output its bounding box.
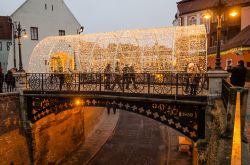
[28,25,207,73]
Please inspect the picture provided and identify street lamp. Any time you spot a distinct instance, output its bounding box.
[15,22,28,72]
[205,0,238,70]
[78,26,84,35]
[75,26,84,71]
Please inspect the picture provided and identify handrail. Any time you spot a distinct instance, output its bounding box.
[231,91,241,165]
[221,79,232,109]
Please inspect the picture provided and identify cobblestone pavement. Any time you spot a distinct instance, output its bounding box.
[62,110,191,165]
[88,111,191,165]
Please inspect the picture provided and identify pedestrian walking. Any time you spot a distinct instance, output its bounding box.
[129,65,137,89]
[122,64,130,89]
[104,64,112,90]
[107,106,116,114]
[186,63,200,95]
[111,62,122,90]
[58,69,65,91]
[5,70,14,92]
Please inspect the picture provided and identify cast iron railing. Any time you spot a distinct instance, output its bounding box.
[26,73,208,97]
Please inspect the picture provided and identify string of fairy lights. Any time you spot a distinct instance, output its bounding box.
[28,25,207,73]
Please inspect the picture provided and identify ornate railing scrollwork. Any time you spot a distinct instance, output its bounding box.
[26,72,208,97]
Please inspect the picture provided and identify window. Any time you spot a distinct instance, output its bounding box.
[188,16,197,25]
[52,5,54,11]
[45,4,47,10]
[181,17,184,26]
[0,42,2,51]
[7,42,12,51]
[30,27,39,40]
[59,30,65,36]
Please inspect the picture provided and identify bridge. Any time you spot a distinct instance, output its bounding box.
[1,24,247,164]
[23,72,208,142]
[5,25,212,164]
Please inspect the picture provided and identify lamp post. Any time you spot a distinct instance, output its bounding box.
[75,26,84,71]
[8,18,17,69]
[15,22,28,72]
[215,0,223,70]
[205,0,238,70]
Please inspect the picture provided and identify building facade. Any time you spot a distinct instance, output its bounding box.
[0,16,12,73]
[174,0,250,69]
[4,0,81,71]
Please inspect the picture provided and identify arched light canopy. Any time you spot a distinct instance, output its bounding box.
[29,25,207,73]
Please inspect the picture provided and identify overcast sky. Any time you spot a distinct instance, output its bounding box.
[0,0,179,33]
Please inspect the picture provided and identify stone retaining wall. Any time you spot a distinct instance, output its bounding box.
[0,93,30,165]
[31,107,104,165]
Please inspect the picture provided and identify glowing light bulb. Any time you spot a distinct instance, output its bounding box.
[23,31,28,38]
[204,14,211,19]
[76,99,81,105]
[229,11,238,17]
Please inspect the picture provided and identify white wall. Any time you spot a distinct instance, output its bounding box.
[241,6,250,30]
[7,0,81,71]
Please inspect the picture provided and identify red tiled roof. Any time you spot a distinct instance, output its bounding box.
[208,25,250,54]
[224,25,250,48]
[177,0,250,15]
[0,16,12,40]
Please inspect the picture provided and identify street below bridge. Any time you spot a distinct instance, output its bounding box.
[63,110,192,165]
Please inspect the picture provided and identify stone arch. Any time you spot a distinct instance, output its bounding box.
[27,96,206,142]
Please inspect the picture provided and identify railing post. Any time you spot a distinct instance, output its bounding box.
[99,73,102,92]
[26,73,28,89]
[175,73,178,99]
[207,70,229,98]
[78,73,81,91]
[41,73,44,91]
[13,71,27,93]
[147,73,150,94]
[122,74,125,93]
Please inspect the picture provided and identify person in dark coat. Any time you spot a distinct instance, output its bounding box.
[122,64,130,89]
[104,64,112,90]
[128,65,137,89]
[111,62,123,90]
[58,73,65,91]
[5,70,14,92]
[227,60,247,87]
